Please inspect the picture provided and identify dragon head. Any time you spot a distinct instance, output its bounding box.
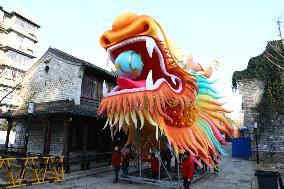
[99,12,197,96]
[98,12,233,167]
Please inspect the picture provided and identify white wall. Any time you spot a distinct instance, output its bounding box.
[0,131,15,146]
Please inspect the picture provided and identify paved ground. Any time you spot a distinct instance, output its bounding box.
[2,144,266,189]
[191,145,258,189]
[20,144,262,189]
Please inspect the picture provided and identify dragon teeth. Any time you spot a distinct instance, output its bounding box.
[146,37,156,58]
[146,70,154,90]
[171,76,177,85]
[106,50,111,66]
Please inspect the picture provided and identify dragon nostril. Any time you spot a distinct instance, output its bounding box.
[143,24,149,32]
[104,38,110,45]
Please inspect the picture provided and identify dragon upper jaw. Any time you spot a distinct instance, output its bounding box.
[103,36,183,97]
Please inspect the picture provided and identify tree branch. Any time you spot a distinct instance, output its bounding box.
[268,43,284,59]
[264,55,284,71]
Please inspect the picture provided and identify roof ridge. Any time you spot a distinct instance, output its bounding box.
[47,47,117,78]
[48,47,82,62]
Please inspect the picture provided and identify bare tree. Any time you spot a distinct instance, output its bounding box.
[263,19,284,72]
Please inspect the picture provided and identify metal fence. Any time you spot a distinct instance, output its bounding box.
[0,148,112,174]
[0,156,64,188]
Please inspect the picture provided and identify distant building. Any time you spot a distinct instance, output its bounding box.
[0,48,117,171]
[0,6,40,112]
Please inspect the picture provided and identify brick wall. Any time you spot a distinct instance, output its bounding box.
[20,52,83,107]
[49,119,64,156]
[238,79,284,152]
[27,121,46,154]
[14,118,65,156]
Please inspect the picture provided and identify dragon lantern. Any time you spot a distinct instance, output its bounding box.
[98,12,234,168]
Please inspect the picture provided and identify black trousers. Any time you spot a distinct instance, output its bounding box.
[114,166,120,183]
[183,177,191,189]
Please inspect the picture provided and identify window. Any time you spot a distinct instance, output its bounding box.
[81,75,99,100]
[16,34,25,50]
[15,18,36,33]
[7,51,17,61]
[11,70,17,78]
[3,69,20,80]
[16,34,24,43]
[7,51,31,66]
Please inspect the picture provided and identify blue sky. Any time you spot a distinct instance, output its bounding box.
[2,0,284,111]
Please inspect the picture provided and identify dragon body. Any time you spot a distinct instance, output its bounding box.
[98,12,234,168]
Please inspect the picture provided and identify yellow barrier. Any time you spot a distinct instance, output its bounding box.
[0,156,64,188]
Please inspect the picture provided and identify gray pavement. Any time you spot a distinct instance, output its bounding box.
[21,144,259,189]
[192,144,257,189]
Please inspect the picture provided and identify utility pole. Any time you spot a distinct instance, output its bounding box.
[277,20,284,51]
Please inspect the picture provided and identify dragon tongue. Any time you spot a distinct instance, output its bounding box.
[117,77,146,90]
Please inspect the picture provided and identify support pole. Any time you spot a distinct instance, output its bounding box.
[177,157,181,184]
[255,128,259,164]
[136,122,142,177]
[158,129,161,180]
[139,152,142,177]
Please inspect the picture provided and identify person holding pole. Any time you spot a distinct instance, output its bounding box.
[144,152,159,179]
[180,151,195,189]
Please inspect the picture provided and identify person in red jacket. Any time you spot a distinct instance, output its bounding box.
[111,146,121,183]
[180,151,195,189]
[144,152,159,179]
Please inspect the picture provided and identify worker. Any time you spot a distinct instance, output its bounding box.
[111,146,121,183]
[180,151,195,189]
[144,152,159,179]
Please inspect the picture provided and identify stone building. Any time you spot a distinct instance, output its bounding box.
[0,6,40,112]
[234,40,284,158]
[237,79,284,150]
[0,48,117,167]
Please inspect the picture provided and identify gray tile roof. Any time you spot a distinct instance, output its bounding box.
[0,100,103,119]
